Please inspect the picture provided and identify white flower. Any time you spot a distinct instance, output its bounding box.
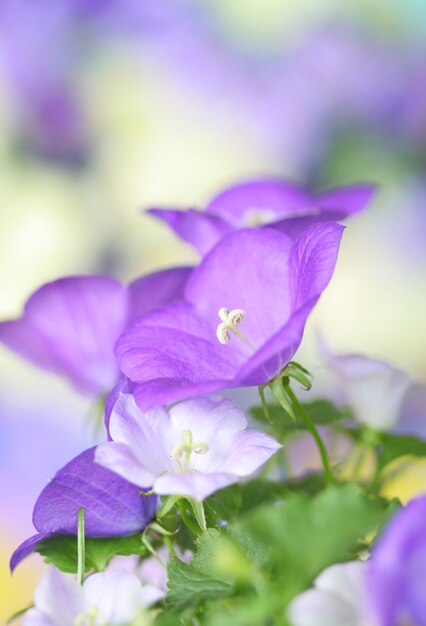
[23,568,151,626]
[287,561,372,626]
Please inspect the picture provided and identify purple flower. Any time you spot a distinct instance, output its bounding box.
[95,394,281,501]
[0,269,191,397]
[116,224,344,409]
[11,447,157,571]
[287,561,368,626]
[23,567,151,626]
[147,179,374,255]
[368,495,426,626]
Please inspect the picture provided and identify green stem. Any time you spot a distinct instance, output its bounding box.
[284,385,334,487]
[351,444,369,482]
[77,508,85,586]
[258,386,271,423]
[178,502,201,536]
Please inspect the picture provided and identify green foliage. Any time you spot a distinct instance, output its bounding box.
[36,533,147,573]
[250,398,347,438]
[377,433,426,471]
[167,531,234,607]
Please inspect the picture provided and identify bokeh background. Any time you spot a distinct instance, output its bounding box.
[1,0,425,619]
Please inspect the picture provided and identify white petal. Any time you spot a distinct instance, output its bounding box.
[288,589,360,626]
[33,567,83,626]
[83,570,147,624]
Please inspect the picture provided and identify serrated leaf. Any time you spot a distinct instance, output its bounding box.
[167,555,233,607]
[36,533,147,573]
[205,484,242,526]
[244,484,391,598]
[166,530,235,607]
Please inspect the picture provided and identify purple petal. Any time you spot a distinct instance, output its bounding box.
[10,533,51,572]
[128,266,193,324]
[117,225,343,406]
[368,495,426,626]
[185,228,295,347]
[0,276,128,396]
[104,377,137,438]
[153,471,237,501]
[116,301,236,409]
[219,430,281,476]
[33,447,157,536]
[147,208,233,256]
[206,179,311,221]
[314,184,376,217]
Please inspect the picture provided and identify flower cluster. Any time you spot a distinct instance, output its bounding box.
[3,178,426,626]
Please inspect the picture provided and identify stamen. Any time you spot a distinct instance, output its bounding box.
[171,430,209,472]
[215,307,256,351]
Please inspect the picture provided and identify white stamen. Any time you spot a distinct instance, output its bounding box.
[215,307,255,351]
[216,322,230,344]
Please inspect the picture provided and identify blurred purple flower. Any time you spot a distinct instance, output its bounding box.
[0,269,191,398]
[368,495,426,626]
[23,567,150,626]
[148,179,374,256]
[11,447,157,571]
[116,224,344,408]
[96,393,280,501]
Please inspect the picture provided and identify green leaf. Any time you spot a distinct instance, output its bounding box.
[204,484,242,526]
[377,433,426,471]
[167,531,234,607]
[243,484,392,599]
[250,398,346,437]
[36,533,147,573]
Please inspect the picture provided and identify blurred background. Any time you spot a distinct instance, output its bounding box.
[1,0,426,619]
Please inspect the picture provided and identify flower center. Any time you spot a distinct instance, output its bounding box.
[216,307,256,351]
[171,430,209,473]
[75,607,106,626]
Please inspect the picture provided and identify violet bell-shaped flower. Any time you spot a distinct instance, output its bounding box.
[147,178,374,255]
[116,223,344,409]
[95,393,281,501]
[23,567,151,626]
[0,268,191,397]
[10,447,157,571]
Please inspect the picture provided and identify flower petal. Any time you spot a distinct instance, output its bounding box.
[287,588,359,626]
[10,533,52,572]
[128,266,193,324]
[33,447,157,536]
[83,570,148,623]
[206,179,310,222]
[108,393,174,474]
[147,208,232,256]
[95,442,156,489]
[219,430,281,476]
[153,471,237,501]
[33,567,83,626]
[0,276,127,396]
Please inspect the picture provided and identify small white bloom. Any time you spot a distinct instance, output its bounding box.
[23,568,150,626]
[287,561,372,626]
